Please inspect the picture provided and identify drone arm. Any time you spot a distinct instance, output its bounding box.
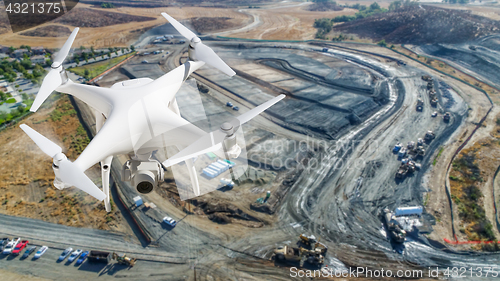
[142,61,205,104]
[57,81,113,117]
[101,156,113,212]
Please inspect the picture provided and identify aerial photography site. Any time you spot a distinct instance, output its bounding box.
[1,0,500,280]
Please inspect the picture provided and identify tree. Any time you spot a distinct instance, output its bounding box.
[84,69,90,79]
[80,46,86,51]
[389,0,402,11]
[130,45,135,52]
[74,58,80,65]
[370,2,381,10]
[377,39,387,47]
[8,46,15,53]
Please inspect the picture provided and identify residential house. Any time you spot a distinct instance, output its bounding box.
[31,46,45,55]
[31,55,46,65]
[11,49,29,58]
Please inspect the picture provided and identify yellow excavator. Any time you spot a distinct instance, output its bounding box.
[112,252,137,267]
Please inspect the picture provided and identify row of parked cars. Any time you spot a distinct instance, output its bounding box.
[1,238,89,265]
[1,238,48,259]
[58,248,89,265]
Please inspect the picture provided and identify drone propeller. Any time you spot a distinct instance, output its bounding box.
[161,13,235,77]
[31,27,79,112]
[163,94,285,168]
[20,124,106,201]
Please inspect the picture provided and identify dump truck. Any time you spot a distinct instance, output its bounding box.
[88,251,111,264]
[113,252,137,267]
[299,234,328,254]
[396,164,409,178]
[414,146,425,156]
[443,112,451,122]
[273,245,324,268]
[383,209,406,243]
[424,131,435,142]
[273,234,327,268]
[430,98,438,107]
[416,99,423,111]
[421,75,432,82]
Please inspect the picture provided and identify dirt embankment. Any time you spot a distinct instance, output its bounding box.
[54,7,156,28]
[447,115,500,246]
[332,5,500,44]
[0,96,126,232]
[20,25,72,37]
[190,17,242,34]
[307,2,344,12]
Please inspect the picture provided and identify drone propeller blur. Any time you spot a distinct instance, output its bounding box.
[21,13,284,212]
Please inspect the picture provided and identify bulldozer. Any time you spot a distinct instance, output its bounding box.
[112,252,137,267]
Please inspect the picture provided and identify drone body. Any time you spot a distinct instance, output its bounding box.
[21,14,284,212]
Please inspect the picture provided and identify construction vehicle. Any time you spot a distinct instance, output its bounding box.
[382,209,406,243]
[298,234,328,254]
[416,99,423,111]
[396,163,409,178]
[273,245,324,267]
[427,81,433,90]
[273,234,327,268]
[417,138,424,147]
[398,147,407,158]
[430,98,438,107]
[407,141,415,150]
[443,112,451,122]
[113,252,137,267]
[421,75,432,82]
[393,142,402,153]
[414,146,425,156]
[424,131,435,142]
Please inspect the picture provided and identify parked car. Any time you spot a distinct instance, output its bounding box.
[163,216,177,227]
[34,246,48,259]
[22,246,36,258]
[226,102,233,107]
[58,247,73,261]
[142,60,148,64]
[12,240,29,255]
[431,111,438,117]
[76,251,89,265]
[232,106,239,111]
[0,238,9,251]
[67,249,83,263]
[3,238,20,254]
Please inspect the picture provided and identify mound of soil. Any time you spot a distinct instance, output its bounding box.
[332,5,500,44]
[307,2,344,12]
[54,8,155,27]
[21,25,72,37]
[190,17,238,34]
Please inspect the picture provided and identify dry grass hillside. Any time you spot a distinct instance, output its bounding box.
[0,96,127,232]
[332,5,500,44]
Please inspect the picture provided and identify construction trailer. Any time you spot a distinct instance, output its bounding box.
[395,206,423,217]
[88,251,112,264]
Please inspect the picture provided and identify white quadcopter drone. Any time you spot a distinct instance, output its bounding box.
[21,13,284,212]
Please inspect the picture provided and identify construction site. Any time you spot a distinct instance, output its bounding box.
[1,0,500,280]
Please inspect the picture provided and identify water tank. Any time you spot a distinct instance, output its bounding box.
[395,206,423,217]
